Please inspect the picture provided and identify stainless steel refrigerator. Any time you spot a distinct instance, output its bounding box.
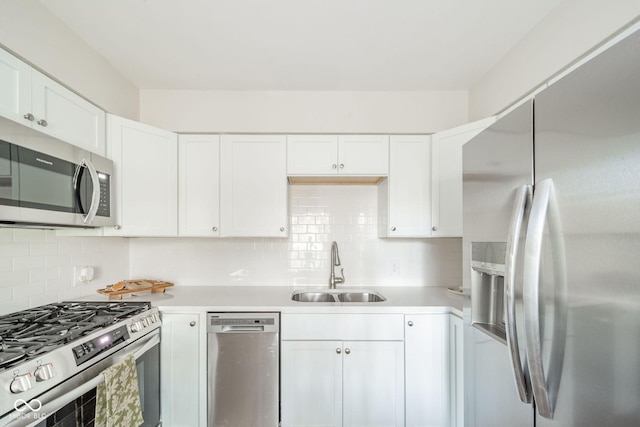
[462,24,640,427]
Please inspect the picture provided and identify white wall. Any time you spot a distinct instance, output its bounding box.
[469,0,640,119]
[139,90,469,133]
[0,229,129,315]
[129,185,462,287]
[0,0,139,119]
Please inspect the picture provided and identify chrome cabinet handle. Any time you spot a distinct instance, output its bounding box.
[339,163,344,169]
[332,164,337,169]
[505,184,533,404]
[73,158,101,225]
[407,321,414,327]
[344,348,350,355]
[190,321,196,327]
[523,179,567,419]
[280,227,285,232]
[391,226,396,231]
[23,113,34,121]
[114,225,121,230]
[212,226,218,231]
[432,226,437,231]
[37,119,48,127]
[336,348,342,354]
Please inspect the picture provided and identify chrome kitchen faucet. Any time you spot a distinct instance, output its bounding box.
[329,241,345,289]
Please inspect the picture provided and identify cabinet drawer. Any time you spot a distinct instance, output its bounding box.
[282,313,404,341]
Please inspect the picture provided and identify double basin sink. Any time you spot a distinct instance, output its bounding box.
[291,289,386,303]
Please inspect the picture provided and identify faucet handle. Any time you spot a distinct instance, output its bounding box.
[336,268,345,285]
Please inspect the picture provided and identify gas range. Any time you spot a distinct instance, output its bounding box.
[0,301,160,419]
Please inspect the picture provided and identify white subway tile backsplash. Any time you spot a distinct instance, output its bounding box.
[0,186,462,314]
[129,185,462,287]
[0,230,129,316]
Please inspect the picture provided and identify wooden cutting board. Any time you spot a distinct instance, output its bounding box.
[97,280,174,300]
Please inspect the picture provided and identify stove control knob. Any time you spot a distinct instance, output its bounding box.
[34,363,55,382]
[149,313,160,323]
[10,374,33,393]
[131,321,144,333]
[142,317,152,327]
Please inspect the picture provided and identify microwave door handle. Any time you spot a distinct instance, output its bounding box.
[73,158,100,225]
[505,184,532,404]
[523,178,568,419]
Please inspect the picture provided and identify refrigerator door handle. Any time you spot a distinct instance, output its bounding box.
[523,178,568,419]
[505,184,532,404]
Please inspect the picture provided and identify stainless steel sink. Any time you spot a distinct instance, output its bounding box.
[336,292,385,302]
[291,289,386,303]
[291,291,336,302]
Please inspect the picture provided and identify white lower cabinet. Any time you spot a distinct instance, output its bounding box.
[281,340,344,426]
[405,314,449,427]
[449,314,464,427]
[281,313,404,427]
[160,312,205,427]
[342,340,404,427]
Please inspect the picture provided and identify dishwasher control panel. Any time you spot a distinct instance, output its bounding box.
[207,313,280,333]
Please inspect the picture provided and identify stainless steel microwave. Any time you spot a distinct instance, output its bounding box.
[0,116,113,228]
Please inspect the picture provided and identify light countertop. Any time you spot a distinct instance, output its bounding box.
[83,285,463,316]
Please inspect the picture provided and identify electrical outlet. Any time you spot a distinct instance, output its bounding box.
[74,266,95,286]
[391,259,400,275]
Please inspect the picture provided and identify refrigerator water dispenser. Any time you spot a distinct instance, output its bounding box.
[471,242,507,344]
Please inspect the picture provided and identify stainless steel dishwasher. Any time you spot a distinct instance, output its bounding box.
[207,312,280,427]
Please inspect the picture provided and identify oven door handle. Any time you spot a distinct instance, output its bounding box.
[7,330,160,427]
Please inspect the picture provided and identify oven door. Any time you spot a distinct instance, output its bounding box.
[0,329,160,427]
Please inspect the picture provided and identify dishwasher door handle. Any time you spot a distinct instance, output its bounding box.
[221,325,265,332]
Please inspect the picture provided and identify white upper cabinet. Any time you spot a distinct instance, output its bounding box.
[220,134,288,237]
[287,134,339,175]
[0,48,106,155]
[106,114,178,236]
[338,135,389,175]
[431,117,495,237]
[287,134,389,177]
[31,71,106,155]
[178,135,220,237]
[0,48,31,126]
[379,135,432,237]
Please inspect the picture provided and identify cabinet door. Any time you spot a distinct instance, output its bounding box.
[220,134,287,237]
[405,314,449,427]
[431,117,494,237]
[449,314,464,427]
[106,114,177,236]
[281,340,343,427]
[343,341,404,427]
[178,135,220,236]
[287,134,338,175]
[0,48,32,126]
[160,313,203,427]
[380,135,431,237]
[31,71,106,155]
[338,135,389,175]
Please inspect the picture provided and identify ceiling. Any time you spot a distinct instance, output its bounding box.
[39,0,563,91]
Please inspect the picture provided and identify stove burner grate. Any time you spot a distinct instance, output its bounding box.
[0,301,151,371]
